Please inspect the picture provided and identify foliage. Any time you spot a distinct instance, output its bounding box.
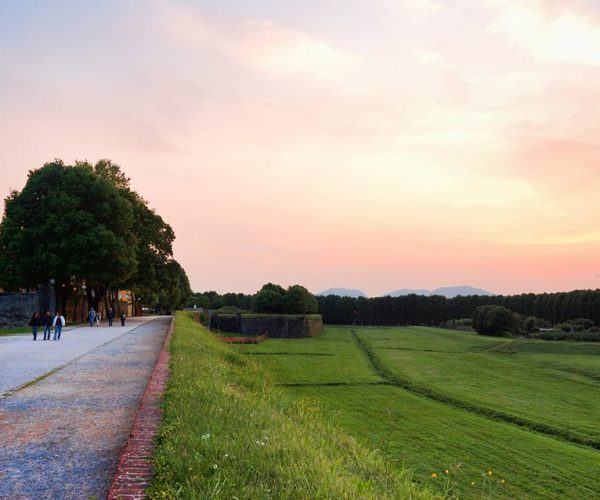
[0,159,190,313]
[315,289,600,328]
[472,305,519,336]
[251,283,318,314]
[148,313,434,499]
[0,161,137,302]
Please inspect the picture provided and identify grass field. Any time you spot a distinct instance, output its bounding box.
[0,326,31,336]
[235,326,600,498]
[149,314,435,499]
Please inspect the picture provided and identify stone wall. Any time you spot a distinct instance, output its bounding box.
[209,314,323,338]
[0,293,37,328]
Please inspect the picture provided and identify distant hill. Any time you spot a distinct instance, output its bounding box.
[433,286,494,298]
[318,288,367,298]
[385,289,432,297]
[385,286,494,298]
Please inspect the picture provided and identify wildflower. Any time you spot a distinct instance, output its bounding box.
[212,464,218,470]
[202,433,211,440]
[431,473,438,479]
[470,482,475,487]
[224,453,229,458]
[487,469,493,476]
[501,479,506,484]
[444,469,449,475]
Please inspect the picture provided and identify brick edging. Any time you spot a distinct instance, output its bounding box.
[107,317,174,499]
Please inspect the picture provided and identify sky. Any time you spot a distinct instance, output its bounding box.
[1,0,599,296]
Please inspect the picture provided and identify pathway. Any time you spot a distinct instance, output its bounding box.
[0,316,172,499]
[0,317,156,397]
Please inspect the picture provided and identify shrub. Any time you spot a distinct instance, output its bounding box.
[472,305,519,337]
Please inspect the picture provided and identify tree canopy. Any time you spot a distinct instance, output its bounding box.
[0,159,190,313]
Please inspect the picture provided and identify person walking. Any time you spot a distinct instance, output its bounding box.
[29,312,40,341]
[120,312,126,326]
[88,307,96,327]
[107,307,115,326]
[53,311,65,340]
[96,312,100,326]
[43,311,53,340]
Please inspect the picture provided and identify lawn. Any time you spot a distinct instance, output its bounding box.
[236,325,600,498]
[149,313,435,499]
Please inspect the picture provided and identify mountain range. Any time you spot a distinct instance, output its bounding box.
[318,286,494,298]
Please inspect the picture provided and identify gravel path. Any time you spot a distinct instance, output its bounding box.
[0,317,157,397]
[0,316,172,499]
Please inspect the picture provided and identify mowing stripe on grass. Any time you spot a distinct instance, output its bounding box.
[352,331,600,450]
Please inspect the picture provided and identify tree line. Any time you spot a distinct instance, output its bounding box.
[187,283,318,315]
[0,159,191,315]
[188,288,600,327]
[316,290,600,327]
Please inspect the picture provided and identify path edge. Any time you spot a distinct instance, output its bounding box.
[107,316,174,499]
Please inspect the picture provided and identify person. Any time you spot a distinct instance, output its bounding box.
[96,312,100,325]
[88,307,96,327]
[43,311,53,340]
[107,307,115,326]
[120,312,126,326]
[29,312,40,341]
[53,311,65,340]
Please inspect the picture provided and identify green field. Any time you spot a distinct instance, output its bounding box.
[235,326,600,498]
[150,314,435,499]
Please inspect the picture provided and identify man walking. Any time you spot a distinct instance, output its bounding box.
[107,307,115,326]
[88,307,96,327]
[53,311,65,340]
[43,311,53,340]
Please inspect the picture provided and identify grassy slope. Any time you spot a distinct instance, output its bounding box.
[359,327,600,445]
[149,313,435,499]
[236,326,600,499]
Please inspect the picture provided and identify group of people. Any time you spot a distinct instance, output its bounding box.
[29,306,127,341]
[28,311,65,341]
[88,307,125,327]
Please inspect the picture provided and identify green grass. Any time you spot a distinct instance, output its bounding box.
[358,327,600,446]
[235,325,600,498]
[0,326,32,336]
[149,313,436,499]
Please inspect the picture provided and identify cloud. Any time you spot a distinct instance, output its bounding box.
[158,3,359,83]
[488,0,600,65]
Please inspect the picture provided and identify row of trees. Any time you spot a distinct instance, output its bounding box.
[0,160,191,315]
[187,288,600,326]
[316,290,600,327]
[187,283,318,315]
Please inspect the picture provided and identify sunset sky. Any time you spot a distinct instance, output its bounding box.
[1,0,599,296]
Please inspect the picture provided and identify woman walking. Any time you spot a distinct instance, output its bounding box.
[53,311,65,340]
[29,312,40,341]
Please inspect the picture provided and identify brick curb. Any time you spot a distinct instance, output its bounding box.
[107,317,174,499]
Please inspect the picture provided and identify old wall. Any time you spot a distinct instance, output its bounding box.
[0,293,37,328]
[210,314,323,338]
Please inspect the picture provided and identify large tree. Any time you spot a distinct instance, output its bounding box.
[0,160,137,312]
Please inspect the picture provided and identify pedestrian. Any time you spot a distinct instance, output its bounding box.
[43,311,53,340]
[107,307,114,326]
[29,312,40,341]
[120,312,126,326]
[96,312,100,325]
[88,307,96,327]
[53,311,65,340]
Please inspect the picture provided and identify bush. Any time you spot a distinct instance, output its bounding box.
[472,305,519,337]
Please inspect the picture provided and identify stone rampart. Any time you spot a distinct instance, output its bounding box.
[0,293,37,328]
[210,314,322,338]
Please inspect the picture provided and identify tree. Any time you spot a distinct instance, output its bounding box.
[0,161,137,313]
[283,285,318,314]
[472,305,519,337]
[252,283,285,313]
